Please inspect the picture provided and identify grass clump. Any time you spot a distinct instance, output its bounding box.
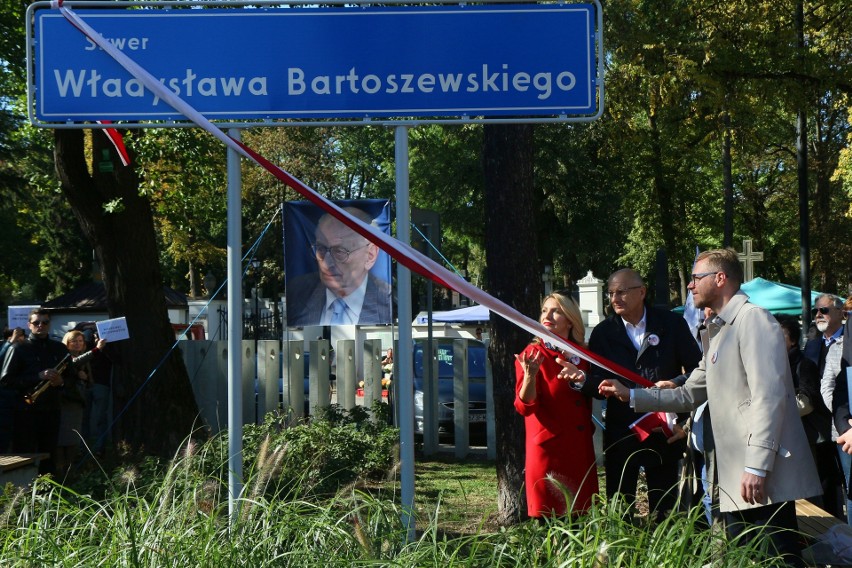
[0,403,797,567]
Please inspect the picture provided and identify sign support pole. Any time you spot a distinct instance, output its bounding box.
[227,128,244,525]
[395,125,415,541]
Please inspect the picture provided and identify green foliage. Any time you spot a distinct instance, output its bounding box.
[2,0,852,308]
[131,128,229,294]
[0,419,792,567]
[0,460,791,567]
[600,0,852,294]
[238,402,398,498]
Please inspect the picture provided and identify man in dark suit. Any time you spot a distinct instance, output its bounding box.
[0,309,68,475]
[831,296,852,525]
[803,293,849,522]
[286,207,392,327]
[586,268,702,521]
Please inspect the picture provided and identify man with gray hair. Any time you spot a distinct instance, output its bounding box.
[804,293,850,522]
[287,207,392,327]
[586,267,702,522]
[804,293,845,378]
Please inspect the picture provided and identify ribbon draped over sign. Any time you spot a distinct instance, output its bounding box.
[50,1,653,388]
[96,120,131,167]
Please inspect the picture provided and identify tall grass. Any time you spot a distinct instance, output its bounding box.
[0,411,792,567]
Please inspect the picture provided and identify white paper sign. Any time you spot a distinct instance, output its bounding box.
[7,305,41,331]
[96,317,130,342]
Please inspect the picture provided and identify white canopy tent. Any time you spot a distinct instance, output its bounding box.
[414,304,490,325]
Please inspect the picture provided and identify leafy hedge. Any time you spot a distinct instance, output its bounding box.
[239,402,399,498]
[62,401,398,504]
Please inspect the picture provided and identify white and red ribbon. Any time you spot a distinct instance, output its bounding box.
[96,120,131,167]
[50,1,652,388]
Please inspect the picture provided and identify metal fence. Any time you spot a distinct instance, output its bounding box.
[178,338,497,459]
[215,308,282,340]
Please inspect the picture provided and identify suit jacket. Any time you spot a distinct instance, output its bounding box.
[804,332,842,380]
[587,305,702,458]
[0,335,68,411]
[634,292,821,512]
[286,272,392,327]
[832,318,852,436]
[793,350,831,444]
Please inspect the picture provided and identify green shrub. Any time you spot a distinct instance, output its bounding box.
[241,401,398,498]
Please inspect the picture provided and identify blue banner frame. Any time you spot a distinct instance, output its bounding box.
[30,2,600,124]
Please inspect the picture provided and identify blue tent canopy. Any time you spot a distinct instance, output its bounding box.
[740,277,821,315]
[675,277,820,315]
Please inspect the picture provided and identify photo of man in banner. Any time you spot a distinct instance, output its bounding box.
[284,199,392,327]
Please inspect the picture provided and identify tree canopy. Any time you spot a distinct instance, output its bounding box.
[4,1,852,309]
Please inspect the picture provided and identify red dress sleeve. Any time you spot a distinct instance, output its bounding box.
[514,344,541,416]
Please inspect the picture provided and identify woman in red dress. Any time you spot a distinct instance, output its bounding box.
[514,291,599,518]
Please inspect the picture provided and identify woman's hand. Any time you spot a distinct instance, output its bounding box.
[515,350,543,403]
[555,358,586,383]
[515,350,543,379]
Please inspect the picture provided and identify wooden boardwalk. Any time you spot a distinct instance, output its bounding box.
[0,453,49,487]
[796,499,852,568]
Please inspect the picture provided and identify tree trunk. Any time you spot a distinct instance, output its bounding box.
[53,129,201,457]
[795,0,812,326]
[648,90,678,265]
[483,123,539,525]
[812,109,839,293]
[721,111,734,248]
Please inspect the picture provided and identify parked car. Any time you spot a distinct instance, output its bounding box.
[413,339,488,441]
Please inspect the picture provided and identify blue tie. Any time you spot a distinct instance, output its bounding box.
[331,298,347,324]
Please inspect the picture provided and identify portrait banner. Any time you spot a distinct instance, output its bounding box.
[284,199,392,327]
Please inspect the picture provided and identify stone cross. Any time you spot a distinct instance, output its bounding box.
[737,238,763,282]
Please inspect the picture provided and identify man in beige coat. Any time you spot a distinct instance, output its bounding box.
[600,248,820,567]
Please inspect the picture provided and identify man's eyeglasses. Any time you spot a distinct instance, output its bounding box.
[311,243,368,263]
[812,306,833,316]
[29,320,50,327]
[607,286,642,299]
[690,272,719,285]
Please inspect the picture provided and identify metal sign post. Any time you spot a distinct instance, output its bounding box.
[394,126,416,540]
[226,128,243,524]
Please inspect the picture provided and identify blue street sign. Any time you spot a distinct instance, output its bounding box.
[31,3,599,123]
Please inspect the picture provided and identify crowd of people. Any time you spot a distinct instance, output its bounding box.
[515,248,852,567]
[0,308,112,479]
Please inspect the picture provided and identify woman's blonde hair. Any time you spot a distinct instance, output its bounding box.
[538,290,586,346]
[62,330,85,347]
